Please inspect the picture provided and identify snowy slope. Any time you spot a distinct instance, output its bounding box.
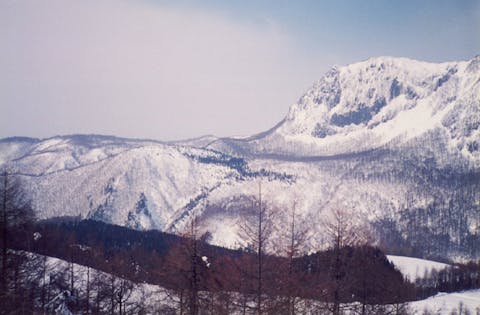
[387,255,450,281]
[410,290,480,314]
[0,137,40,165]
[26,251,171,313]
[6,135,271,231]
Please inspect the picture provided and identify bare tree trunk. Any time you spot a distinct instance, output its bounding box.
[241,293,247,315]
[110,274,115,315]
[283,200,308,315]
[179,290,184,315]
[324,209,364,315]
[0,171,34,310]
[70,261,74,294]
[41,256,47,314]
[1,172,8,298]
[333,246,341,315]
[239,181,274,315]
[13,262,19,308]
[208,291,215,315]
[86,266,90,314]
[189,219,199,315]
[46,275,52,315]
[257,181,263,315]
[288,202,296,315]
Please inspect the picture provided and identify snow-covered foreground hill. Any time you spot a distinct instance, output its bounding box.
[388,255,480,314]
[1,56,479,259]
[25,252,174,314]
[33,252,480,314]
[387,255,450,281]
[410,290,480,315]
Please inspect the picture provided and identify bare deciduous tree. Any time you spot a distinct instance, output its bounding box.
[164,215,211,315]
[279,201,309,315]
[239,181,275,315]
[323,208,367,315]
[0,169,35,311]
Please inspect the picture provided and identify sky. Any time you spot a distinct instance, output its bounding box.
[1,0,479,141]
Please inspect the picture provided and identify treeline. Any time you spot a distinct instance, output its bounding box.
[374,187,480,260]
[329,129,480,259]
[415,261,480,300]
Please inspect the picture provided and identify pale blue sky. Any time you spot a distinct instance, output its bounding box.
[159,0,479,61]
[1,0,479,140]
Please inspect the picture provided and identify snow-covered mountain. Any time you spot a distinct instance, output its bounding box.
[1,56,479,259]
[209,56,480,163]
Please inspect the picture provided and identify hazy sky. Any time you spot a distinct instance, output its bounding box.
[1,0,479,140]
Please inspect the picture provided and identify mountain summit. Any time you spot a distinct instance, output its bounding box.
[209,56,480,163]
